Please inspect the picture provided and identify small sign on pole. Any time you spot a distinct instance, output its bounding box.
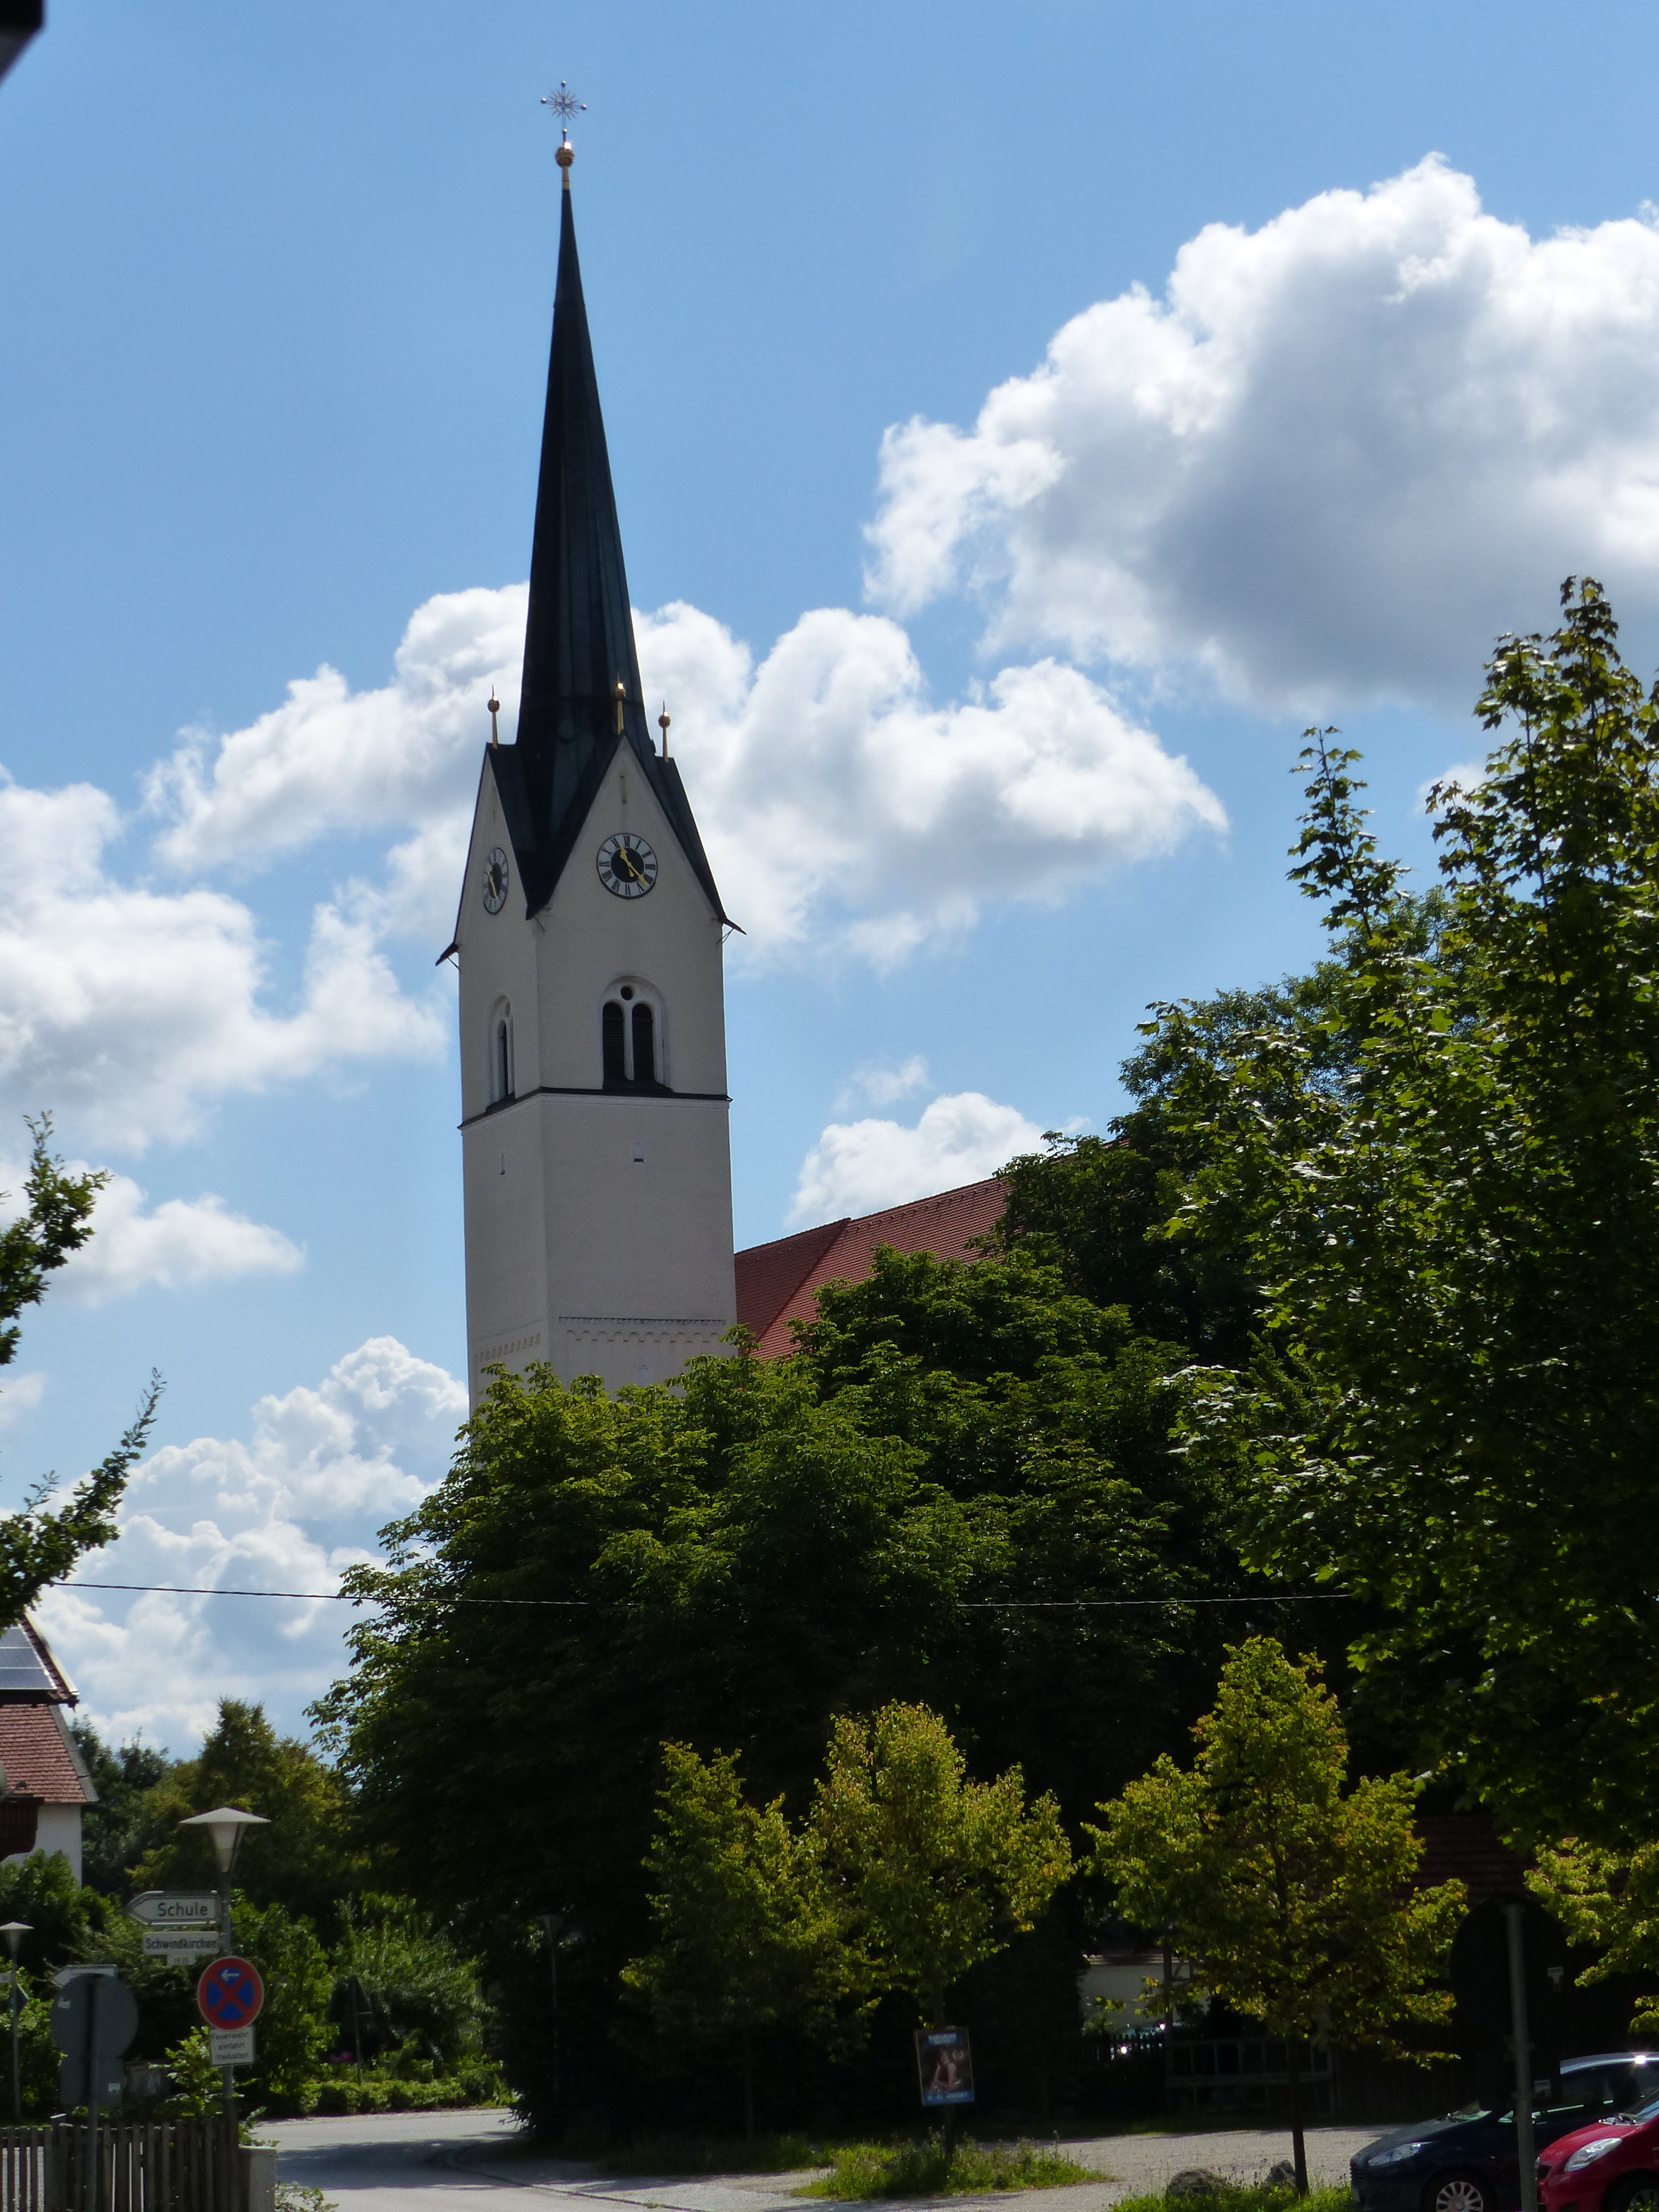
[141,1929,221,1960]
[206,2027,254,2067]
[915,2025,974,2106]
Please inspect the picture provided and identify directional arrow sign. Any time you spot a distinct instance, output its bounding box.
[197,1956,263,2031]
[126,1891,218,1927]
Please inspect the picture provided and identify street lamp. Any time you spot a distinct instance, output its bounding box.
[178,1807,267,2119]
[0,1922,29,2120]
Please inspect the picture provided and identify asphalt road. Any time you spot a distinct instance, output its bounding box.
[265,2107,1391,2212]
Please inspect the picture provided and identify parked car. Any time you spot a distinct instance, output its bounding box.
[1352,2053,1659,2212]
[1538,2080,1659,2212]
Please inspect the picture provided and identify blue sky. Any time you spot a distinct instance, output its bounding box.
[7,0,1659,1748]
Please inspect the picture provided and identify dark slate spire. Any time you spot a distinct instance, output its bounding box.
[497,144,729,925]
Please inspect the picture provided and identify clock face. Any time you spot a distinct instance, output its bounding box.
[482,847,509,914]
[597,832,659,899]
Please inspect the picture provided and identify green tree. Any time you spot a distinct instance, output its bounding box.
[134,1700,362,1933]
[231,1897,333,2101]
[1527,1840,1659,2038]
[0,1118,160,1620]
[810,1702,1072,2033]
[1088,1639,1465,2193]
[317,1249,1261,2124]
[623,1743,852,2137]
[1129,581,1659,1841]
[71,1726,175,1895]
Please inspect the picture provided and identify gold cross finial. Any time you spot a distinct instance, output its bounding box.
[542,81,585,181]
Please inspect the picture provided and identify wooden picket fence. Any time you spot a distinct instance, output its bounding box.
[0,2117,240,2212]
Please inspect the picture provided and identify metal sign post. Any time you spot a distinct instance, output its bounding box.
[49,1973,138,2212]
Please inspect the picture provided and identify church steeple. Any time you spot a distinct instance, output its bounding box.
[449,108,737,1402]
[498,137,729,927]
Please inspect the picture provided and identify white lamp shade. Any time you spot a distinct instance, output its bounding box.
[178,1805,269,1875]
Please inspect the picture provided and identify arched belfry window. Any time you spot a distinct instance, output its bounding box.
[601,981,666,1091]
[490,1003,515,1105]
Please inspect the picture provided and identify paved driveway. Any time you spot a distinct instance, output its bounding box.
[266,2109,1388,2212]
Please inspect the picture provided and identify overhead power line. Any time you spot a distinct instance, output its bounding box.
[63,1579,1352,1610]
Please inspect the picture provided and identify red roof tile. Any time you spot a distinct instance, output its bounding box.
[735,1177,1007,1359]
[0,1704,95,1806]
[1415,1814,1528,1905]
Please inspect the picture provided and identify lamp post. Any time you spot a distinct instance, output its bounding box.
[178,1807,268,2120]
[0,1922,29,2121]
[1503,1902,1538,2212]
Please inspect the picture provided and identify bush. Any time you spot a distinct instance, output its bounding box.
[801,2136,1097,2200]
[1113,2191,1354,2212]
[302,2068,507,2118]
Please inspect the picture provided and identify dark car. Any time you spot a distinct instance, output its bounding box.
[1352,2054,1659,2212]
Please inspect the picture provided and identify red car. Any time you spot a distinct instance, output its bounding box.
[1538,2088,1659,2212]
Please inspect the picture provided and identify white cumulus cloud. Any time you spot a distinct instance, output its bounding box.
[789,1090,1045,1224]
[642,603,1224,961]
[145,587,526,872]
[0,773,446,1152]
[0,1373,44,1432]
[36,1335,466,1747]
[142,593,1223,969]
[839,1056,931,1108]
[1,1150,302,1302]
[61,1177,303,1303]
[866,155,1659,711]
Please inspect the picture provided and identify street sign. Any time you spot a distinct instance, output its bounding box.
[50,1975,138,2060]
[57,2054,122,2110]
[126,1891,217,1928]
[141,1929,220,1960]
[207,2027,254,2068]
[197,1956,263,2030]
[51,1973,138,2110]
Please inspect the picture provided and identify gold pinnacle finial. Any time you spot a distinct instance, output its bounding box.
[542,81,585,186]
[613,676,626,736]
[487,686,501,748]
[658,703,671,757]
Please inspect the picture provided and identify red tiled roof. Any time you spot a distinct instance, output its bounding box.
[1416,1814,1528,1905]
[735,1177,1007,1359]
[0,1705,94,1806]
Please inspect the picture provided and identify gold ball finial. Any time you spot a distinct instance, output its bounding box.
[544,83,583,187]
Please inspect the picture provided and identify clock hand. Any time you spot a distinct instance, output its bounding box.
[615,844,642,882]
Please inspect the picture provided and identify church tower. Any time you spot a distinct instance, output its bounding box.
[447,131,737,1403]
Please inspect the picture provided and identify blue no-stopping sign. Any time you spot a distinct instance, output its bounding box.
[197,1956,264,2030]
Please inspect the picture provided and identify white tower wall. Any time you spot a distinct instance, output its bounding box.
[456,745,736,1401]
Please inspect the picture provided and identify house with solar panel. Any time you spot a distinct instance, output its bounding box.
[0,1617,95,1881]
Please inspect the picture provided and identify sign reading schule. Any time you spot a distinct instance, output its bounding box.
[126,1891,218,1927]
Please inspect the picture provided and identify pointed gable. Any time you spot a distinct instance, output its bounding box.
[0,1616,77,1704]
[503,159,731,928]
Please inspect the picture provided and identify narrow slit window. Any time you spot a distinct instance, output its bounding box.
[492,1008,514,1102]
[631,1002,655,1087]
[602,999,626,1084]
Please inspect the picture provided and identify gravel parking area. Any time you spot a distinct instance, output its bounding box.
[267,2110,1391,2212]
